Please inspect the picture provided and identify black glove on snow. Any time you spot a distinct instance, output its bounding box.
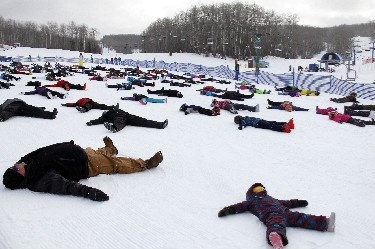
[86,121,93,126]
[61,103,67,106]
[218,206,236,217]
[290,199,308,208]
[83,187,109,201]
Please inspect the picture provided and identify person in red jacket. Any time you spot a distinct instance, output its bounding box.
[46,79,86,91]
[327,111,375,127]
[61,98,118,113]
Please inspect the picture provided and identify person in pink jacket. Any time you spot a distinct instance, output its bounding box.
[327,111,375,127]
[316,106,337,115]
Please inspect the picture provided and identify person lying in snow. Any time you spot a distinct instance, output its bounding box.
[218,183,336,249]
[267,99,309,112]
[0,98,57,122]
[179,103,220,116]
[20,86,67,99]
[147,87,183,98]
[86,108,168,132]
[211,99,259,114]
[2,137,163,201]
[45,79,86,91]
[121,93,167,105]
[234,115,294,133]
[61,98,118,113]
[213,90,254,101]
[327,110,375,127]
[330,92,358,103]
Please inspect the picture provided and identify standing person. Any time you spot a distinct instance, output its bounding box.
[0,98,57,122]
[234,115,294,133]
[61,98,119,113]
[86,108,168,132]
[2,137,163,201]
[20,86,67,99]
[79,53,84,67]
[218,183,336,249]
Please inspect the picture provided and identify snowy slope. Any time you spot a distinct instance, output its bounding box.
[0,45,375,249]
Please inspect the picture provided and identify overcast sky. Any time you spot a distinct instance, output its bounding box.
[1,0,373,37]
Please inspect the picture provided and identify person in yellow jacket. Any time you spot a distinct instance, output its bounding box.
[300,88,320,96]
[78,53,84,67]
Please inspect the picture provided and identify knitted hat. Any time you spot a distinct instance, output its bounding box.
[234,115,242,124]
[3,168,25,190]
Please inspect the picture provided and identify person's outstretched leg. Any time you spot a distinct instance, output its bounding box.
[18,103,56,119]
[265,213,288,247]
[269,232,284,249]
[286,211,329,231]
[267,99,283,106]
[85,147,147,176]
[126,113,167,129]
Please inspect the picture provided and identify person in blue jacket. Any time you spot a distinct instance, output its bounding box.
[218,183,336,249]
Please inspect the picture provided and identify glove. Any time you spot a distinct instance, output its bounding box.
[338,121,343,124]
[290,199,308,208]
[238,125,243,130]
[298,200,308,207]
[19,92,25,95]
[86,121,93,126]
[218,206,236,217]
[84,187,109,201]
[61,103,67,106]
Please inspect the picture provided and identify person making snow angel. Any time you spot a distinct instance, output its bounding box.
[218,183,336,249]
[2,137,163,201]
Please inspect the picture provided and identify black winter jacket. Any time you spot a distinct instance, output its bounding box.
[19,141,91,198]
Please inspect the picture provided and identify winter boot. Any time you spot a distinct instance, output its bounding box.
[160,119,168,129]
[364,118,375,125]
[229,106,238,114]
[145,151,163,169]
[288,118,294,129]
[254,104,260,112]
[282,124,291,133]
[185,108,193,115]
[139,98,148,105]
[269,232,284,249]
[103,136,118,155]
[104,122,118,133]
[327,212,336,232]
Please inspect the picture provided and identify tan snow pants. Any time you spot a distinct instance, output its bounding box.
[85,147,147,177]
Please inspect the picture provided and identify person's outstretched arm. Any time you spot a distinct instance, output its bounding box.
[279,199,308,209]
[31,171,109,201]
[86,115,106,126]
[218,201,251,217]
